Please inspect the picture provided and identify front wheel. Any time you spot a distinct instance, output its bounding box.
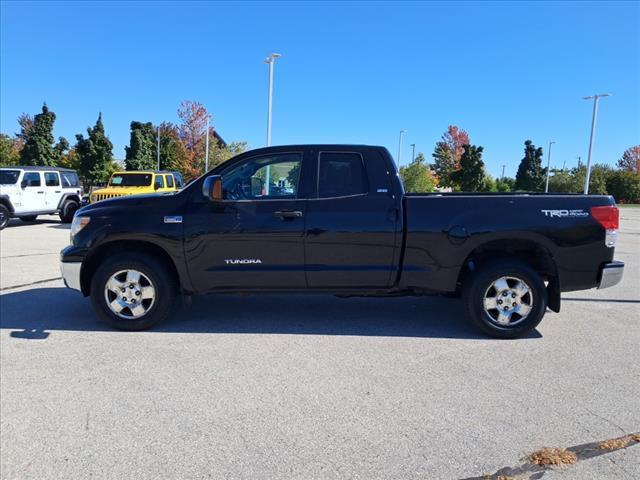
[0,205,9,230]
[90,253,176,330]
[463,260,547,339]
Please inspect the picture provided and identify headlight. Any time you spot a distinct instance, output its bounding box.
[70,216,91,240]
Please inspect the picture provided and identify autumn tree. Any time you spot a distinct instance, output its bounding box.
[514,140,546,191]
[75,113,114,188]
[432,125,470,189]
[399,153,437,192]
[19,104,60,166]
[125,121,157,170]
[158,122,189,172]
[0,134,21,167]
[617,145,640,174]
[451,144,486,192]
[177,100,210,179]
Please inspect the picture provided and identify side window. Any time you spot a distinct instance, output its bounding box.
[222,153,302,200]
[318,152,367,198]
[154,176,164,189]
[61,172,79,187]
[44,172,60,187]
[23,172,41,187]
[166,174,174,188]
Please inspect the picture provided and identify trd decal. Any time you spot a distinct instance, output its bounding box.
[541,209,589,218]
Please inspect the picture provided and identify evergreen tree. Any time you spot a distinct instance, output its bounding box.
[19,104,58,166]
[75,113,114,188]
[399,153,437,192]
[514,140,546,191]
[451,144,486,191]
[125,121,157,171]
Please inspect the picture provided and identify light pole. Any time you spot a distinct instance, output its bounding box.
[410,143,416,162]
[265,53,281,147]
[583,94,610,194]
[544,141,556,193]
[576,156,582,168]
[397,130,406,167]
[501,165,506,181]
[157,126,160,171]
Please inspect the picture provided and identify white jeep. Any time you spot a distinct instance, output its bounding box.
[0,167,82,230]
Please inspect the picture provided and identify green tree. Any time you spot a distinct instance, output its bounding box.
[514,140,546,191]
[606,171,640,203]
[0,134,21,166]
[399,153,437,192]
[208,141,247,171]
[495,177,515,192]
[19,104,58,166]
[451,144,486,192]
[75,113,114,188]
[125,121,157,171]
[158,122,188,173]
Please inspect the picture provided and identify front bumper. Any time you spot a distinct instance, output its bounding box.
[60,261,82,292]
[597,261,624,289]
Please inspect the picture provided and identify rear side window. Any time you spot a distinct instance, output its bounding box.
[318,152,367,198]
[23,172,41,187]
[154,176,164,189]
[61,172,79,187]
[44,172,60,187]
[165,174,174,188]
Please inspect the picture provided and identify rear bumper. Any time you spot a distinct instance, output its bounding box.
[597,261,624,289]
[60,261,82,292]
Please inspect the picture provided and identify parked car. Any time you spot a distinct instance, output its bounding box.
[89,171,178,204]
[60,145,624,338]
[0,166,82,229]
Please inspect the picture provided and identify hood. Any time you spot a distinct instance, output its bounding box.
[91,186,150,196]
[79,190,180,214]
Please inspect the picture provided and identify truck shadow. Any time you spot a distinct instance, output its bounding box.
[0,287,542,340]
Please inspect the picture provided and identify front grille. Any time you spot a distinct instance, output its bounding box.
[91,193,124,203]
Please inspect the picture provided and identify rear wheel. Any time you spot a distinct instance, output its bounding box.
[59,199,79,223]
[0,205,9,230]
[90,253,176,331]
[463,260,547,339]
[19,215,38,222]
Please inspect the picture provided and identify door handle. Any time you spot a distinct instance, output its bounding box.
[274,210,303,219]
[37,191,45,194]
[55,190,61,193]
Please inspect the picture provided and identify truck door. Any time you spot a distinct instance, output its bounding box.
[43,171,63,210]
[304,150,400,288]
[184,151,308,290]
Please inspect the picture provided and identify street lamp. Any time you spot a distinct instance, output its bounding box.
[583,94,610,194]
[265,53,281,147]
[544,141,556,193]
[397,130,406,167]
[410,143,416,162]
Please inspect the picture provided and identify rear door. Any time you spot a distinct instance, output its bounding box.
[43,171,63,209]
[304,149,400,288]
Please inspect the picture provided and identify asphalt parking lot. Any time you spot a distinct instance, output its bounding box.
[1,211,639,479]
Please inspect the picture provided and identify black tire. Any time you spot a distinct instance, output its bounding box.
[90,253,176,331]
[59,199,79,223]
[19,215,38,222]
[0,204,9,230]
[463,259,547,339]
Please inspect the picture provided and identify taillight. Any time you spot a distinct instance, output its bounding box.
[591,205,619,247]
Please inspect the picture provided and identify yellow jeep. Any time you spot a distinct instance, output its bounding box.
[89,171,178,204]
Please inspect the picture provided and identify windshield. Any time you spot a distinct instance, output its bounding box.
[109,173,152,187]
[0,170,20,185]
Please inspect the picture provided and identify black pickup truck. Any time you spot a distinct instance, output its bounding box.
[61,145,624,338]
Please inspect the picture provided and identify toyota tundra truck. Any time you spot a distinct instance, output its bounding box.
[60,145,624,338]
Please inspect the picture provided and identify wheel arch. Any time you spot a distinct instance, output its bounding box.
[80,240,184,296]
[57,193,81,210]
[0,195,15,213]
[456,238,561,312]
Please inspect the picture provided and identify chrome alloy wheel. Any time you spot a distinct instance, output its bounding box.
[104,269,156,319]
[483,276,533,326]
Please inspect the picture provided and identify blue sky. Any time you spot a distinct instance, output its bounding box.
[1,1,639,178]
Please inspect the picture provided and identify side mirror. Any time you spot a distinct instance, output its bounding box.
[202,175,223,201]
[20,180,27,189]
